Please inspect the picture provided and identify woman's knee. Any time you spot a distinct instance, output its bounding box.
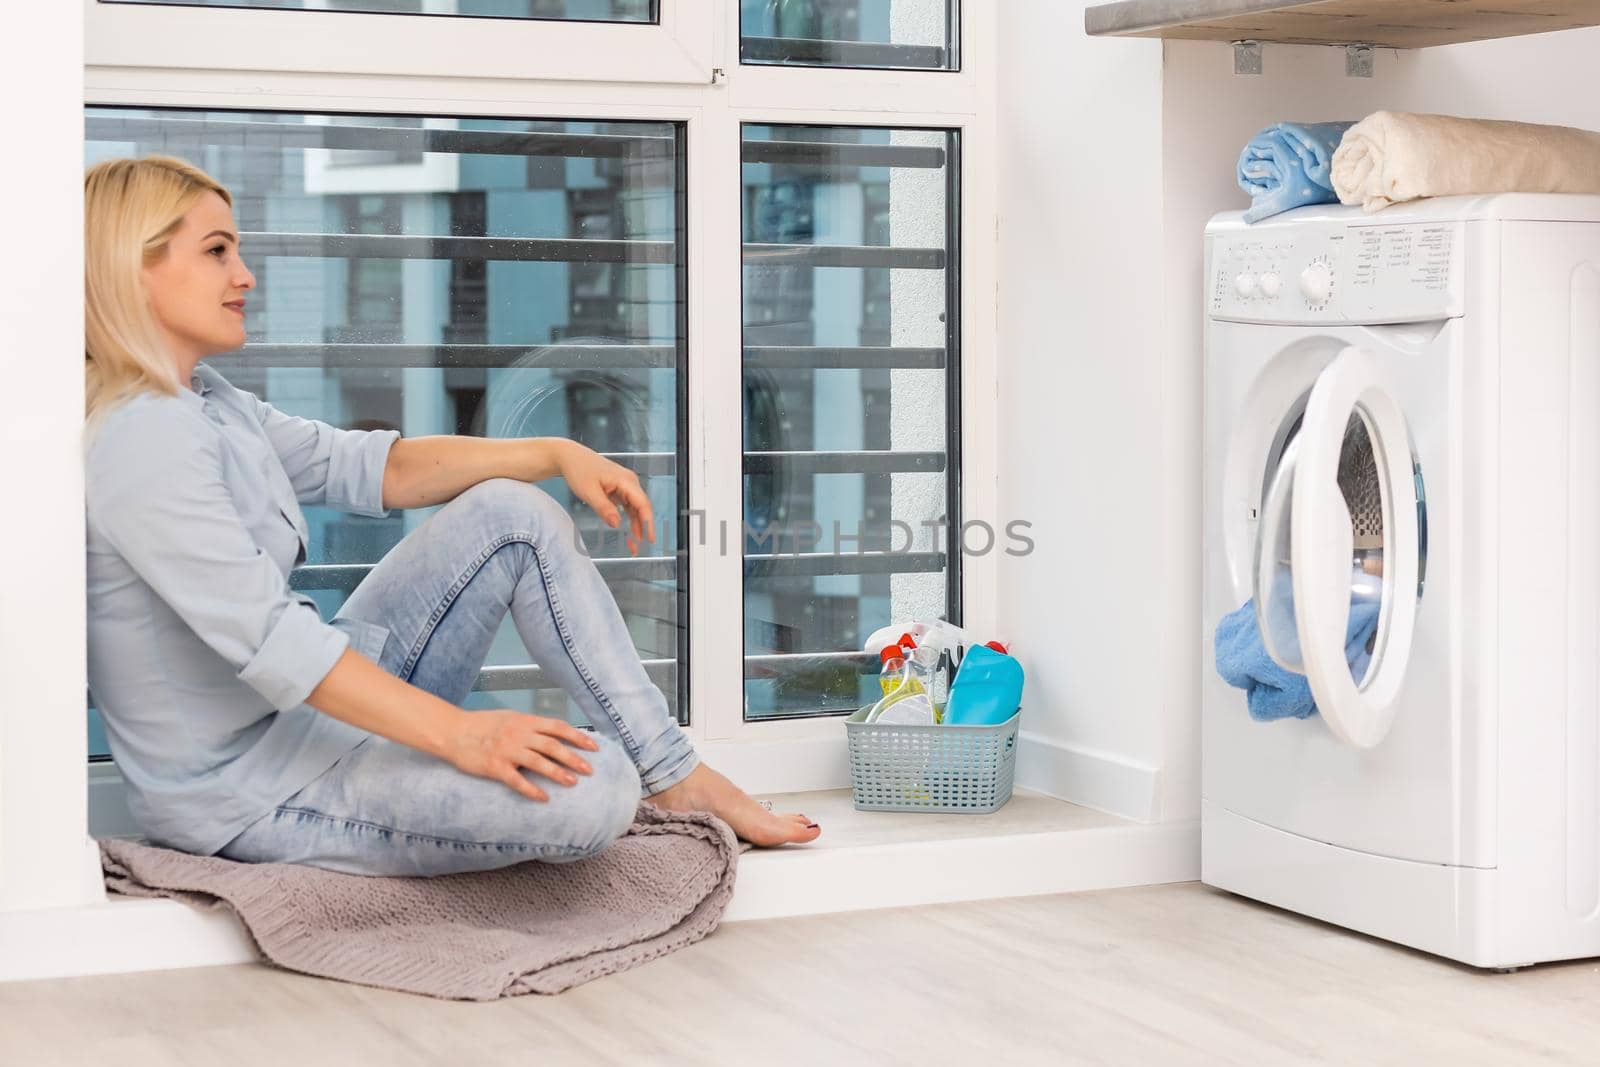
[450,478,573,540]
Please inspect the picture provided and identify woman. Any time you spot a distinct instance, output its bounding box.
[84,155,820,877]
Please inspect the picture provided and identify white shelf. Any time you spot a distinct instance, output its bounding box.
[1085,0,1600,49]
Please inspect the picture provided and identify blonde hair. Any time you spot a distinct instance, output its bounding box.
[84,155,232,428]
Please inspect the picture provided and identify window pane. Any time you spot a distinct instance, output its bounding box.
[741,124,959,720]
[740,0,957,71]
[84,106,688,758]
[102,0,657,23]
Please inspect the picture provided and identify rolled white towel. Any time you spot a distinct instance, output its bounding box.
[1331,111,1600,211]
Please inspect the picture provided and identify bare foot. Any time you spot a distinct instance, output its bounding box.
[647,764,821,847]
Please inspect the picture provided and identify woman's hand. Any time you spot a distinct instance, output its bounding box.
[441,709,603,802]
[555,441,656,555]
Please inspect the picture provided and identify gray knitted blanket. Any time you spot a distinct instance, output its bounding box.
[99,804,739,1000]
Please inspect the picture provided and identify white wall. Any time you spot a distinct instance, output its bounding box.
[997,0,1168,820]
[0,0,96,911]
[998,2,1600,822]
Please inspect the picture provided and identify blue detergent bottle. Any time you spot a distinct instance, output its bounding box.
[942,644,1023,726]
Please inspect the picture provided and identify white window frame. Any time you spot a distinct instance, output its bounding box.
[6,0,996,907]
[85,0,716,85]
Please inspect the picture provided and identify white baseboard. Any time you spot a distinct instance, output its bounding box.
[1,819,1199,984]
[1013,732,1161,822]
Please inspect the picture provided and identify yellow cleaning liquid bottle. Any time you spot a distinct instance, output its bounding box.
[877,644,926,698]
[867,643,936,801]
[868,644,935,726]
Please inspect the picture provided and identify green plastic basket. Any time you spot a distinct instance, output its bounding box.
[844,705,1020,813]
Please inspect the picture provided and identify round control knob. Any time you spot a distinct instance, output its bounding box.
[1300,264,1333,304]
[1234,273,1258,299]
[1258,272,1282,298]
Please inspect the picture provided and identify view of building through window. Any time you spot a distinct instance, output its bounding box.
[740,0,958,71]
[741,124,959,719]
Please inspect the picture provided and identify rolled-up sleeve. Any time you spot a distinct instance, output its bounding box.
[87,404,350,710]
[246,391,399,517]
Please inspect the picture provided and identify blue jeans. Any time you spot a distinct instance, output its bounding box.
[215,479,701,877]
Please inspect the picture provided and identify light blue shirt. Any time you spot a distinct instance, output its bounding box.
[85,364,399,855]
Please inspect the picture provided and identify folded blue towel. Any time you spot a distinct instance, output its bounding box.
[1214,598,1382,722]
[1236,122,1355,224]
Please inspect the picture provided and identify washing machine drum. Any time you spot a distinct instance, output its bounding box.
[1252,346,1423,749]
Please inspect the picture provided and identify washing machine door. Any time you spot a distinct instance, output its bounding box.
[1254,346,1421,748]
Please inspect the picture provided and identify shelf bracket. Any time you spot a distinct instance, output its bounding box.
[1232,39,1262,75]
[1345,44,1374,77]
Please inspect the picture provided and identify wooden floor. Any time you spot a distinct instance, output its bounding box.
[4,882,1599,1066]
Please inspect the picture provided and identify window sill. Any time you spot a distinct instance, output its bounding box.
[727,789,1196,922]
[2,792,1196,984]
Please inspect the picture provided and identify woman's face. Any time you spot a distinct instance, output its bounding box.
[141,190,256,369]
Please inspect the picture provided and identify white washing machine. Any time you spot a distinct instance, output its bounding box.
[1202,194,1600,968]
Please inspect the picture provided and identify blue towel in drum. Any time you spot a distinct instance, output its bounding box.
[1236,122,1355,223]
[1214,598,1381,722]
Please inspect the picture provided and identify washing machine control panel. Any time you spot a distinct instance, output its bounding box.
[1209,220,1464,325]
